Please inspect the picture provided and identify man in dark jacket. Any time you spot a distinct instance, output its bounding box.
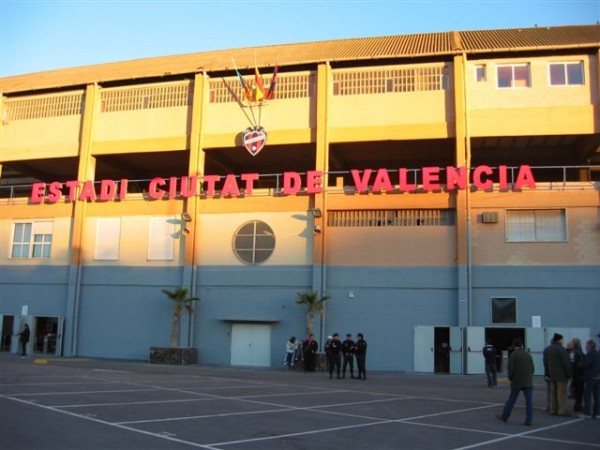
[483,339,498,388]
[543,332,572,416]
[18,323,30,357]
[579,339,600,419]
[496,337,535,426]
[341,333,356,379]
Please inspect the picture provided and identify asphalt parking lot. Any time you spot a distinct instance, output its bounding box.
[0,354,598,450]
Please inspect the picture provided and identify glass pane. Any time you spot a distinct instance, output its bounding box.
[13,223,24,242]
[32,244,42,258]
[566,62,584,85]
[235,236,254,249]
[254,250,271,264]
[238,223,255,235]
[497,66,512,88]
[255,235,275,249]
[513,65,530,87]
[506,210,535,241]
[549,64,565,85]
[42,244,51,258]
[255,221,273,235]
[236,250,253,264]
[534,210,566,241]
[491,298,517,323]
[475,66,486,82]
[11,244,23,258]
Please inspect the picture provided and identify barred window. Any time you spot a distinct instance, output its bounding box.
[100,82,192,112]
[327,210,455,227]
[209,73,314,103]
[11,222,53,259]
[505,209,566,242]
[333,65,449,96]
[4,92,84,121]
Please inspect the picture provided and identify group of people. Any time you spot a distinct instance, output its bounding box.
[493,332,600,427]
[284,332,367,379]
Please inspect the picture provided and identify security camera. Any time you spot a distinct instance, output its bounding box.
[183,228,190,234]
[314,225,321,233]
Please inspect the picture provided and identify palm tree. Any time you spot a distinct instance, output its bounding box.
[161,287,200,347]
[295,291,331,336]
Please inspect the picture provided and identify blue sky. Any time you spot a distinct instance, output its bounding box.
[1,0,598,77]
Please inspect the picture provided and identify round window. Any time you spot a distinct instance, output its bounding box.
[233,220,275,265]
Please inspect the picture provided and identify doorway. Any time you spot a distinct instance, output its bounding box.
[230,323,271,367]
[485,327,525,372]
[434,327,450,373]
[1,315,15,351]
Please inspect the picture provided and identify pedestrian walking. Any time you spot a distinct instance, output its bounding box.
[495,338,535,426]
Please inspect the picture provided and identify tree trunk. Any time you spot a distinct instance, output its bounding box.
[306,312,314,336]
[170,311,181,347]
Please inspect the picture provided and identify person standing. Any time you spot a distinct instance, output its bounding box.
[543,333,572,416]
[285,337,298,368]
[355,332,367,380]
[495,338,535,426]
[483,339,498,388]
[342,333,356,379]
[302,333,318,372]
[568,338,585,413]
[328,333,342,379]
[579,339,600,419]
[18,323,30,357]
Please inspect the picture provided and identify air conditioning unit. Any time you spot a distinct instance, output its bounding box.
[482,212,499,223]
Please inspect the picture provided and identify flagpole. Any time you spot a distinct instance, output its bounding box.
[232,57,257,128]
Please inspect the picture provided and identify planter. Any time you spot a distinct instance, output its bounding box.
[149,346,198,365]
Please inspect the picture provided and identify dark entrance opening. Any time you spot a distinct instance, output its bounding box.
[434,327,450,373]
[485,327,525,372]
[1,315,15,351]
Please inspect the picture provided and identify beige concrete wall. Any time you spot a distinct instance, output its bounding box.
[1,116,82,161]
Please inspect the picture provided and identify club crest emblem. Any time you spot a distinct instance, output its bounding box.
[242,126,267,156]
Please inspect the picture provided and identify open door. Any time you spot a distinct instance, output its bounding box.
[525,327,545,376]
[414,326,435,372]
[465,327,485,374]
[449,327,463,374]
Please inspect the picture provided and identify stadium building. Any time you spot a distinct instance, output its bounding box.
[1,24,599,373]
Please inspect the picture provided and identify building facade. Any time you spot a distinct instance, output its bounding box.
[1,25,599,373]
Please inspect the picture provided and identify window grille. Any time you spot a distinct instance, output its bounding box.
[209,73,314,103]
[100,82,192,112]
[505,209,566,242]
[327,209,455,227]
[332,65,448,96]
[4,92,84,121]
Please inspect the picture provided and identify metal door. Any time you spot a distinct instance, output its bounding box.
[525,327,545,376]
[465,327,486,374]
[413,326,435,373]
[230,323,271,367]
[450,327,463,374]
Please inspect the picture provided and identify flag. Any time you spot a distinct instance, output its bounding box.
[235,68,252,102]
[254,66,266,102]
[266,66,278,100]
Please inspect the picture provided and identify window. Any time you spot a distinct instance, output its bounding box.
[506,209,566,242]
[328,209,455,227]
[549,62,584,86]
[148,217,175,260]
[497,64,530,88]
[95,218,121,260]
[491,297,517,324]
[11,222,53,259]
[475,65,486,82]
[233,220,275,265]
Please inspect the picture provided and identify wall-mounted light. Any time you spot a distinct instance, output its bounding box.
[183,228,190,234]
[181,212,192,222]
[311,208,322,218]
[314,225,321,234]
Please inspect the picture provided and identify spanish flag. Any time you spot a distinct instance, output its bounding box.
[254,66,266,102]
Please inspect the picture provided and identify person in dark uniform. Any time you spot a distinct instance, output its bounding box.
[342,333,356,378]
[328,333,342,379]
[18,324,30,357]
[483,339,498,388]
[356,332,368,380]
[302,333,318,372]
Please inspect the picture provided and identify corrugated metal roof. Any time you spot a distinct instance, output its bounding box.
[1,24,598,94]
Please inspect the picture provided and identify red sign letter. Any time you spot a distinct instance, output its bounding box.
[30,183,46,204]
